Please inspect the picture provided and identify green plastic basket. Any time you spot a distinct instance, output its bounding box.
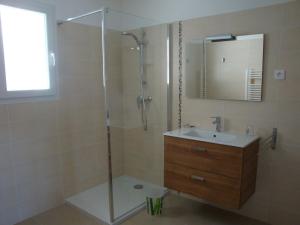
[146,196,163,215]
[146,189,164,216]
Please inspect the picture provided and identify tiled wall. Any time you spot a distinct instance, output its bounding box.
[0,22,124,225]
[0,101,62,225]
[58,23,125,193]
[172,1,300,224]
[121,25,167,186]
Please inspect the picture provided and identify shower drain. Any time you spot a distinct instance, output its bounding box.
[134,184,144,190]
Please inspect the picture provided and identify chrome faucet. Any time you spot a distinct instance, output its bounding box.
[211,116,222,132]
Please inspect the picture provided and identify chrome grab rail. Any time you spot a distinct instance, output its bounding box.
[260,128,277,150]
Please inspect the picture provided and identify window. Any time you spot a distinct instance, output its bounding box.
[0,0,56,100]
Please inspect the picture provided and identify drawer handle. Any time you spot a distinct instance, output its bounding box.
[191,146,207,152]
[191,175,205,182]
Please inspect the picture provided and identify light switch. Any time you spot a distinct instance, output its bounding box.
[274,69,286,80]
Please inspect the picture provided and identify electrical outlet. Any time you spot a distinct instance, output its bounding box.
[274,69,286,80]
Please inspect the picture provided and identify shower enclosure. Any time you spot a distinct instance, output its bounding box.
[57,8,168,225]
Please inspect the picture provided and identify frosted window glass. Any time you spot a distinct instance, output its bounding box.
[0,5,50,91]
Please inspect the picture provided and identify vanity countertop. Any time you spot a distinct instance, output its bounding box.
[164,128,259,148]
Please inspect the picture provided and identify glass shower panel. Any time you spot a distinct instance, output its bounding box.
[105,9,168,222]
[57,13,112,223]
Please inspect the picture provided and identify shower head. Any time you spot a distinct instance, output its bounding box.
[121,32,142,46]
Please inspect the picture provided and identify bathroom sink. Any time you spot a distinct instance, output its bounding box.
[184,130,236,143]
[164,128,259,148]
[183,130,212,139]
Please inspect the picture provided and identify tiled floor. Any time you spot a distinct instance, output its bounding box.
[17,194,269,225]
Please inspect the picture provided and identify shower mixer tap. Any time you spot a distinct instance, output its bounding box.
[122,30,149,131]
[137,95,152,109]
[137,95,152,131]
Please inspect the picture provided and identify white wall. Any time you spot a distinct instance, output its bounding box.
[120,0,294,24]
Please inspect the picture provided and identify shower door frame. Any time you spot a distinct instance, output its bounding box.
[101,8,115,223]
[58,8,115,224]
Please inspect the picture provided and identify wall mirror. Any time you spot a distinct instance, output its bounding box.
[185,34,264,101]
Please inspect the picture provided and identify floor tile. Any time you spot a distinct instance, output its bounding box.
[17,194,269,225]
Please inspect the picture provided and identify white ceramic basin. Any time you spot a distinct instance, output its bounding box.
[183,130,236,143]
[164,128,259,148]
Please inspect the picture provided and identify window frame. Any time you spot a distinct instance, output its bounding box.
[0,0,57,101]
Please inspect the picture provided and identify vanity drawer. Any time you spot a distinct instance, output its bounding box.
[165,162,241,208]
[165,136,243,178]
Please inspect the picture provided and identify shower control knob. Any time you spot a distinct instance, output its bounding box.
[145,96,152,103]
[136,96,152,109]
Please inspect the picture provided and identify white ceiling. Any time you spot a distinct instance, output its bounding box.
[42,0,294,30]
[118,0,294,24]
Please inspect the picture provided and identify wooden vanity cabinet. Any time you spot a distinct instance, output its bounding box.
[164,136,259,209]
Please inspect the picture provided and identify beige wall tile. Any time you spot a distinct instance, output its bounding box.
[0,205,20,225]
[0,168,15,192]
[0,105,9,124]
[0,185,17,212]
[0,123,10,144]
[0,144,11,169]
